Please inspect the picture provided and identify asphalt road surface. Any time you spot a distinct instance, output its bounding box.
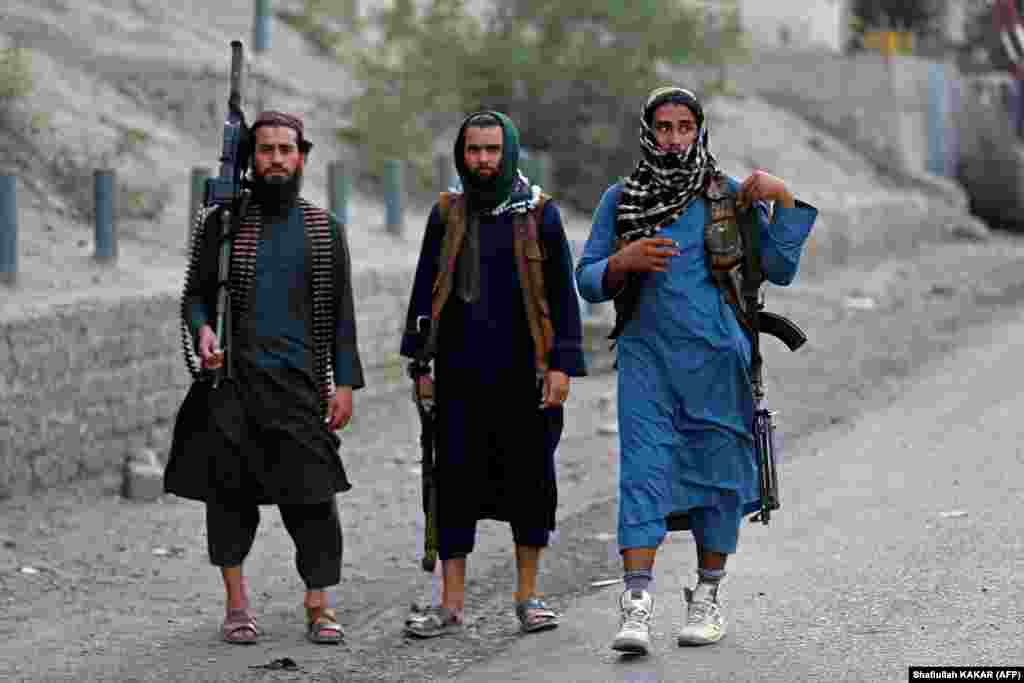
[2,235,1024,681]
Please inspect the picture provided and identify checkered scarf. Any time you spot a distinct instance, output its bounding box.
[488,171,542,216]
[616,89,718,240]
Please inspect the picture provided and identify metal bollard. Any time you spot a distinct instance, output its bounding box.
[534,149,553,191]
[253,0,271,54]
[328,160,349,226]
[189,167,211,243]
[94,169,117,263]
[435,154,457,193]
[383,159,403,237]
[0,174,16,285]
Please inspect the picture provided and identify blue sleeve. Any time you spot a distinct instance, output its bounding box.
[759,199,817,286]
[575,182,624,303]
[400,205,445,359]
[724,176,816,286]
[539,202,587,377]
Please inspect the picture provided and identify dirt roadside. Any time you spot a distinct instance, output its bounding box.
[2,227,1024,682]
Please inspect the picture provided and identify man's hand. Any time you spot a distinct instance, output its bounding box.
[539,370,570,410]
[737,170,794,210]
[609,237,680,275]
[327,386,353,431]
[197,325,225,370]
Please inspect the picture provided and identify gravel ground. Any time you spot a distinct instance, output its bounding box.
[3,228,1024,681]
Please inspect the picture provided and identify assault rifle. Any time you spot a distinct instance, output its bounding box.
[206,40,252,387]
[736,204,805,525]
[409,317,440,573]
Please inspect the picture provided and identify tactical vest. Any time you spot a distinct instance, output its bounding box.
[423,191,554,376]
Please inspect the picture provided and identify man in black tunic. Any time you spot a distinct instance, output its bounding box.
[400,111,586,638]
[165,112,364,645]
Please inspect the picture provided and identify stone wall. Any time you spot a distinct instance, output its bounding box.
[0,267,415,499]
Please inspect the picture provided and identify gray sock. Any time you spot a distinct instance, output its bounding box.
[694,568,726,601]
[624,569,653,594]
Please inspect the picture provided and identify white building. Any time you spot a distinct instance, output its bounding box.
[736,0,851,52]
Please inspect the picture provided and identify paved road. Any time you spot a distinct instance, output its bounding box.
[3,236,1024,681]
[451,312,1024,683]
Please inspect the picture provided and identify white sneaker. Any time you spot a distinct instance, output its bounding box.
[611,589,654,654]
[677,584,726,646]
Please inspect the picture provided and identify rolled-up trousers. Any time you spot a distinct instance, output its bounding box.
[205,497,343,590]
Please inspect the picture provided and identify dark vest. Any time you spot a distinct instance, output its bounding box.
[425,191,554,376]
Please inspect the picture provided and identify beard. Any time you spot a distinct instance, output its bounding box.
[464,166,498,191]
[252,167,303,211]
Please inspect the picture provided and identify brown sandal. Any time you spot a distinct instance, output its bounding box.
[306,606,343,644]
[222,607,259,644]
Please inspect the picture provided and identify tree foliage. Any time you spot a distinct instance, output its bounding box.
[852,0,942,31]
[0,47,33,103]
[318,0,743,208]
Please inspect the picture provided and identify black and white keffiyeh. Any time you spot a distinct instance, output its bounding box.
[616,87,719,240]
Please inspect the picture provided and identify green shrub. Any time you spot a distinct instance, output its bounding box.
[0,47,33,102]
[302,0,745,207]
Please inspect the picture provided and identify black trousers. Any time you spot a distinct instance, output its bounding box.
[206,497,343,590]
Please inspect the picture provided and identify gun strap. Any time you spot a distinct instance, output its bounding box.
[737,202,764,397]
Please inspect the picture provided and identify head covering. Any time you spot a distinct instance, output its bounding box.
[250,111,314,155]
[454,110,526,212]
[616,86,719,239]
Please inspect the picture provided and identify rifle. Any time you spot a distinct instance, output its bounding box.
[205,40,252,387]
[736,204,805,524]
[410,317,440,573]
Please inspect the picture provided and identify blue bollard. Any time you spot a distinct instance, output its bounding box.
[0,174,16,285]
[94,169,117,263]
[328,160,349,227]
[436,154,457,193]
[253,0,271,54]
[383,159,403,237]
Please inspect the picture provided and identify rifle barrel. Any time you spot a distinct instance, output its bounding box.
[229,41,244,114]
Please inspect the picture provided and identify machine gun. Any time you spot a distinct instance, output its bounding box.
[206,40,252,388]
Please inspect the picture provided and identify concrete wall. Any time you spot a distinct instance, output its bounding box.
[0,266,415,499]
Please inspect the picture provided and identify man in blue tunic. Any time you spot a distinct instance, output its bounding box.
[166,112,364,645]
[400,111,586,638]
[575,87,817,653]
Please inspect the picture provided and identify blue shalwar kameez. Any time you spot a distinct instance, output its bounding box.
[576,179,816,553]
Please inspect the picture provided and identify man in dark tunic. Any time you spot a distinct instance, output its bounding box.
[165,112,364,645]
[400,111,586,638]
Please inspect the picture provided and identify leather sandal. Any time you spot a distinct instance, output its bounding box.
[306,606,343,644]
[516,598,559,634]
[222,607,259,644]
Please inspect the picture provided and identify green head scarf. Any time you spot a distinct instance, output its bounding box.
[454,110,521,210]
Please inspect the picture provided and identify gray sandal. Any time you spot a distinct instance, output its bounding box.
[403,605,463,639]
[306,606,343,644]
[516,598,559,633]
